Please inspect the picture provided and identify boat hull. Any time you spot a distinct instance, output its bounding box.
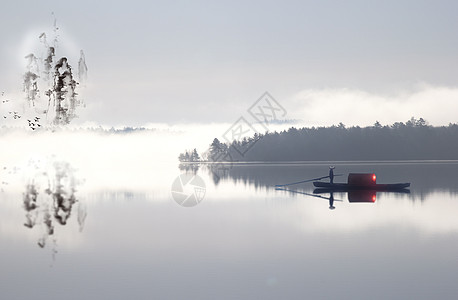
[313,182,410,191]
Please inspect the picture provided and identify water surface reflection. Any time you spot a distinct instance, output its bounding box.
[1,161,457,299]
[201,161,458,199]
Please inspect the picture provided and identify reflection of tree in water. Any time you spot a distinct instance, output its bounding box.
[178,162,234,185]
[202,163,233,185]
[22,160,86,250]
[23,184,39,228]
[178,163,200,174]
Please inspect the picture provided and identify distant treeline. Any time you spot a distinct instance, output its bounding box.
[199,118,458,161]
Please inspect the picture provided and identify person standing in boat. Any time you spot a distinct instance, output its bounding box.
[329,166,335,184]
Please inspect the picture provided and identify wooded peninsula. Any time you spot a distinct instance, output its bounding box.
[179,118,458,162]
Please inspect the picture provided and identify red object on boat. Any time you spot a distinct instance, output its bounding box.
[348,173,377,185]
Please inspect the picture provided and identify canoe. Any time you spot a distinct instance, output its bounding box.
[313,181,410,191]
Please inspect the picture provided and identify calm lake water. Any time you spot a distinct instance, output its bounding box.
[1,160,458,300]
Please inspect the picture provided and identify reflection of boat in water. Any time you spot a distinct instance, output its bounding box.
[346,190,377,203]
[275,187,343,209]
[277,186,410,208]
[313,187,410,194]
[313,173,410,191]
[313,182,410,190]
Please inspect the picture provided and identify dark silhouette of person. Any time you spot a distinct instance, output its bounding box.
[329,166,335,184]
[329,192,335,210]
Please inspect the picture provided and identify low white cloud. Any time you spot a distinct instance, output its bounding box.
[289,84,458,127]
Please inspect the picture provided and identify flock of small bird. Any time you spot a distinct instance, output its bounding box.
[1,91,41,130]
[27,117,41,130]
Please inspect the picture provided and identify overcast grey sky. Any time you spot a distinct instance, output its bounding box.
[1,0,458,126]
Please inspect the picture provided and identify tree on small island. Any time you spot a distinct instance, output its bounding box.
[178,148,201,162]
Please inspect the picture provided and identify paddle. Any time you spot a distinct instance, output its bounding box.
[275,187,343,202]
[275,174,343,187]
